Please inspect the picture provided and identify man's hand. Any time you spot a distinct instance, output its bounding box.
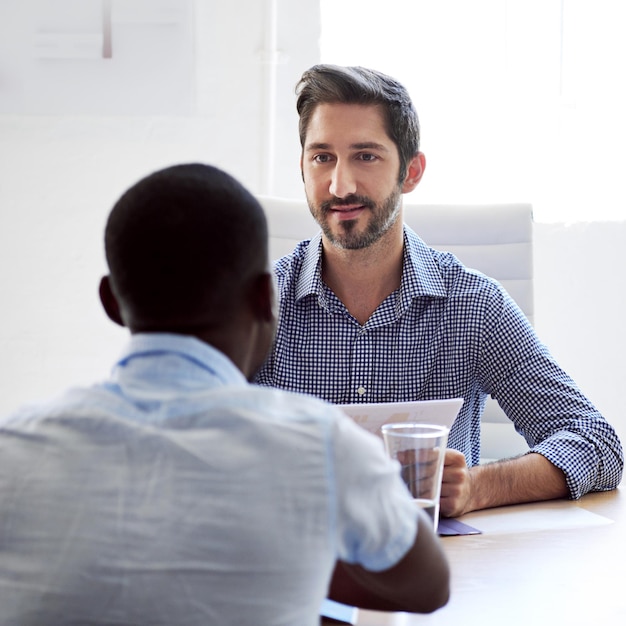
[439,448,473,518]
[438,449,570,519]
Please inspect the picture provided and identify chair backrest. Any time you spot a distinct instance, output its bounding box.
[258,196,533,461]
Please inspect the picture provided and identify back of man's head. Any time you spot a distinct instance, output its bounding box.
[104,163,268,332]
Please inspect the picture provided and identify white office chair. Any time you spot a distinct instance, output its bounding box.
[258,196,533,462]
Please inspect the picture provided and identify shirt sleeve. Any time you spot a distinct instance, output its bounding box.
[328,413,419,572]
[478,284,624,498]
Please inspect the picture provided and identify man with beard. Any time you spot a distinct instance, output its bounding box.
[254,64,623,518]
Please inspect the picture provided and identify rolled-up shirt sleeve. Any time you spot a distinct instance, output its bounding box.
[479,286,624,498]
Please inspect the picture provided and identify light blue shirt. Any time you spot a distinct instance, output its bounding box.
[0,333,418,626]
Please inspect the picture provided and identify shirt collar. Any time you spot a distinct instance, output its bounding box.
[114,333,247,388]
[295,232,326,302]
[293,226,448,306]
[400,225,448,298]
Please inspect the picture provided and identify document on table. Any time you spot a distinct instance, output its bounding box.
[457,500,613,534]
[438,500,613,536]
[339,398,464,436]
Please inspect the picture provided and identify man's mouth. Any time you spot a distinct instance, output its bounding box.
[330,204,366,220]
[323,196,373,220]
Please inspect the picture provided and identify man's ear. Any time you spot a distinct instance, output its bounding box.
[99,276,126,327]
[401,152,426,193]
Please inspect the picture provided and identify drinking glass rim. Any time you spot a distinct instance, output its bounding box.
[381,422,449,437]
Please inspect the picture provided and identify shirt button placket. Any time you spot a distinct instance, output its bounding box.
[351,327,372,402]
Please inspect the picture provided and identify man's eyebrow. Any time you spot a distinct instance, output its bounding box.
[305,142,331,152]
[304,141,390,152]
[350,142,390,152]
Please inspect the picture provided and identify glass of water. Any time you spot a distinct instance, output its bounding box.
[381,423,449,531]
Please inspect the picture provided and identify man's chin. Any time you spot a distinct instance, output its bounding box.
[326,228,377,251]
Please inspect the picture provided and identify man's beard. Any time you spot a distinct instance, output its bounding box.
[308,186,402,250]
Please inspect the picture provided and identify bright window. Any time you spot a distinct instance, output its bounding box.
[320,0,626,222]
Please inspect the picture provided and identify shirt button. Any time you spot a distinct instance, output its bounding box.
[357,386,366,396]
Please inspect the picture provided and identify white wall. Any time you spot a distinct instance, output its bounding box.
[534,221,626,447]
[0,0,318,409]
[1,0,625,452]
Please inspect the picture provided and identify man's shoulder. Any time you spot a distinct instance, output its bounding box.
[0,383,344,442]
[235,384,341,424]
[403,226,503,298]
[434,252,507,311]
[1,385,101,422]
[432,249,497,286]
[0,386,152,457]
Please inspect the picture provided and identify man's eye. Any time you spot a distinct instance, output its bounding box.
[359,153,378,162]
[313,154,331,163]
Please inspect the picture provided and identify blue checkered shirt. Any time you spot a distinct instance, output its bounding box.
[254,226,623,499]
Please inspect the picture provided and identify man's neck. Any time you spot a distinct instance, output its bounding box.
[321,223,404,326]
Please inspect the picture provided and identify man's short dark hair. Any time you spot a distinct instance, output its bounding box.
[104,163,268,328]
[295,64,421,182]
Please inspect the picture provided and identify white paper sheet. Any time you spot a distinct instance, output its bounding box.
[458,500,614,534]
[339,398,464,436]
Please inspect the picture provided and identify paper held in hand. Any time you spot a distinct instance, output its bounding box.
[339,398,464,437]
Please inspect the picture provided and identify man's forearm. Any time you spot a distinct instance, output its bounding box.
[467,452,570,512]
[328,514,450,613]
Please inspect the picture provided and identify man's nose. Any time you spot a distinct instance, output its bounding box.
[329,160,357,198]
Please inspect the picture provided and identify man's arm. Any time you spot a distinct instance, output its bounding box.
[327,511,450,614]
[440,449,569,518]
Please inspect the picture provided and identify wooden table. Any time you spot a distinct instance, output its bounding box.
[355,488,626,624]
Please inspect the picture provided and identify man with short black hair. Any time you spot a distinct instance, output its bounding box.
[0,163,449,625]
